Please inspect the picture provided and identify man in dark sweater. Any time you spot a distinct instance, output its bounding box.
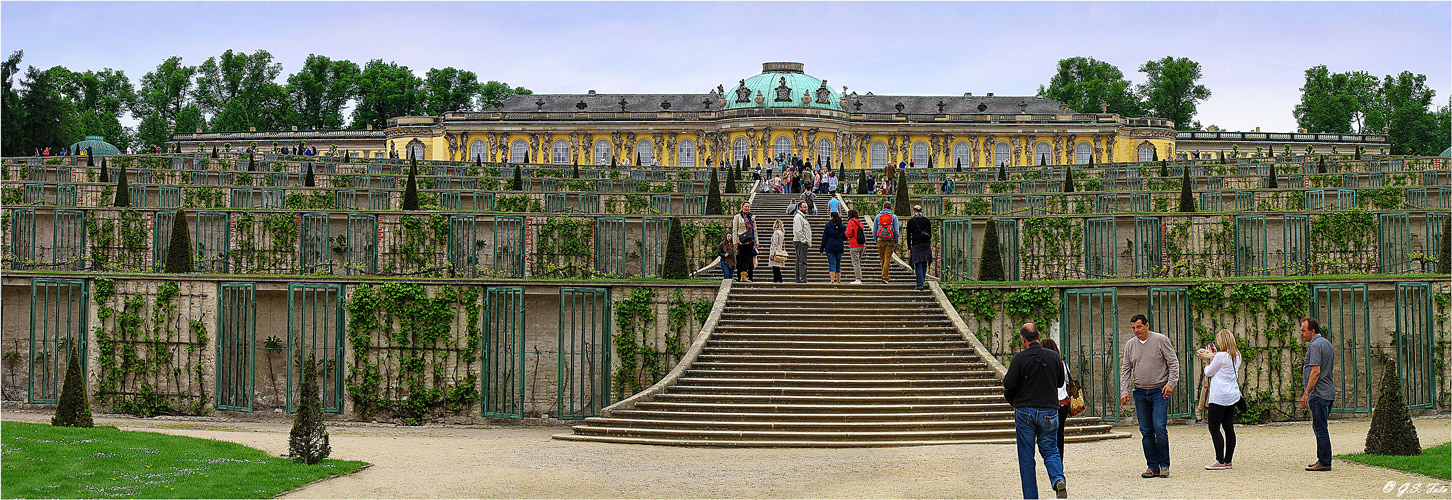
[906,205,932,290]
[1003,323,1068,499]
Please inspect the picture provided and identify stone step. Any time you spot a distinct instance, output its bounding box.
[706,333,966,343]
[693,353,978,364]
[712,318,955,328]
[650,392,1007,405]
[666,385,1003,397]
[688,361,991,372]
[565,425,1076,442]
[707,327,962,335]
[702,347,976,357]
[605,408,1032,422]
[680,369,995,380]
[674,377,997,388]
[552,431,1131,447]
[633,400,1014,413]
[704,340,973,350]
[580,416,1112,432]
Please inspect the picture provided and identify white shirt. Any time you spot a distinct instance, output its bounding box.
[1202,351,1242,406]
[1056,361,1070,402]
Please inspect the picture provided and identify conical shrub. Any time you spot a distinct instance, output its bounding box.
[660,217,689,279]
[342,150,350,163]
[955,158,962,172]
[1064,164,1076,193]
[979,220,1005,281]
[1364,358,1421,455]
[1179,166,1196,212]
[998,163,1007,181]
[248,154,256,172]
[1318,156,1327,173]
[50,346,93,428]
[114,163,130,207]
[402,158,420,210]
[857,170,868,195]
[1439,217,1450,275]
[1152,148,1159,162]
[725,165,737,194]
[1160,161,1169,178]
[1267,170,1279,189]
[211,146,218,158]
[510,162,523,191]
[288,354,331,464]
[165,208,193,273]
[894,171,910,216]
[572,162,580,179]
[99,157,109,183]
[304,162,315,187]
[705,167,723,215]
[87,147,94,167]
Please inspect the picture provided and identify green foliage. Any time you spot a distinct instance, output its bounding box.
[1063,164,1075,192]
[114,163,129,207]
[1003,287,1058,329]
[510,163,523,191]
[725,165,737,194]
[661,217,689,279]
[613,288,654,399]
[1440,217,1451,275]
[303,162,315,187]
[1137,56,1212,131]
[1041,56,1145,115]
[164,208,193,273]
[51,346,93,428]
[289,355,331,464]
[1178,167,1195,212]
[534,217,593,278]
[894,171,910,216]
[402,157,419,210]
[1338,442,1451,480]
[344,284,481,423]
[979,220,1005,281]
[705,167,723,215]
[1364,358,1421,455]
[1361,187,1404,209]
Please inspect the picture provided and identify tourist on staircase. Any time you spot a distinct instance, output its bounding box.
[732,202,756,282]
[792,203,812,283]
[844,209,868,284]
[819,212,846,284]
[717,234,735,280]
[906,204,932,291]
[1003,323,1069,499]
[827,193,841,215]
[769,219,786,283]
[872,201,900,284]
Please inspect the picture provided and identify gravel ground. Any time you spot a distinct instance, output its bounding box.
[3,410,1448,499]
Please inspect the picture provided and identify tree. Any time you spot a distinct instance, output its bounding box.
[402,157,419,210]
[955,158,962,172]
[193,49,283,119]
[1178,167,1195,212]
[211,146,218,158]
[1,50,25,156]
[1294,65,1360,134]
[1318,156,1327,173]
[705,167,723,215]
[979,220,1005,282]
[894,171,910,216]
[1137,56,1212,131]
[571,162,580,179]
[304,162,315,187]
[86,147,94,166]
[661,217,689,279]
[248,154,256,172]
[857,170,868,195]
[350,59,422,130]
[137,112,170,148]
[1063,163,1076,193]
[421,67,481,115]
[17,65,82,151]
[165,208,193,273]
[287,54,360,130]
[211,82,291,132]
[50,346,93,428]
[132,56,197,127]
[1267,169,1279,189]
[1439,216,1451,276]
[1160,160,1169,178]
[1379,71,1441,155]
[510,162,524,191]
[288,354,331,465]
[1363,358,1421,455]
[725,164,737,194]
[173,104,205,135]
[100,156,109,183]
[478,81,531,109]
[113,161,130,207]
[997,162,1007,181]
[1040,56,1145,116]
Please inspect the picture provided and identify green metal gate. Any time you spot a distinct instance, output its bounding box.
[9,209,36,269]
[1233,215,1268,276]
[195,211,230,273]
[286,283,344,413]
[1283,214,1310,276]
[994,219,1021,281]
[1377,213,1411,274]
[1148,287,1195,418]
[649,194,672,215]
[299,213,330,274]
[1060,288,1119,420]
[482,287,526,418]
[448,215,479,277]
[938,218,973,280]
[1133,217,1163,278]
[641,217,671,277]
[345,214,377,275]
[1310,284,1370,413]
[594,217,627,277]
[492,216,525,278]
[151,210,176,272]
[1085,218,1116,278]
[53,210,86,270]
[216,282,256,411]
[1394,282,1435,409]
[544,193,567,213]
[28,279,88,404]
[579,193,601,214]
[1426,212,1448,273]
[558,288,611,419]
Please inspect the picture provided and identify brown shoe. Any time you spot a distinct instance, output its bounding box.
[1142,468,1159,478]
[1306,461,1319,469]
[1305,464,1332,472]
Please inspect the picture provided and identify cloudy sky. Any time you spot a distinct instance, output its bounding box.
[2,1,1448,132]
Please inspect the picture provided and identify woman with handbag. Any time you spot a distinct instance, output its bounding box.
[1039,339,1073,458]
[1198,329,1242,470]
[769,219,787,283]
[731,202,757,282]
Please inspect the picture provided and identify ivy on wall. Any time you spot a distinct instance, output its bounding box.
[344,283,481,424]
[534,217,593,278]
[612,288,711,400]
[92,278,209,417]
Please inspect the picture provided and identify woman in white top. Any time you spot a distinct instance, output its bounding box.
[769,219,786,283]
[1200,329,1242,470]
[1039,338,1072,458]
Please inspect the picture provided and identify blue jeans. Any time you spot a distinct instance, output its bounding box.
[913,262,927,288]
[1015,407,1065,499]
[826,252,842,272]
[719,263,732,280]
[1310,397,1333,467]
[1134,387,1171,470]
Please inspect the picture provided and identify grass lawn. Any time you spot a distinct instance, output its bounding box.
[1337,442,1451,480]
[1,421,367,499]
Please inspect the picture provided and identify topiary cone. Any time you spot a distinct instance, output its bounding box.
[51,345,93,428]
[894,171,910,216]
[99,157,109,183]
[289,354,331,464]
[87,147,94,167]
[402,157,420,210]
[660,217,689,279]
[1179,166,1196,212]
[114,163,130,207]
[979,220,1005,282]
[165,208,193,273]
[1364,358,1421,455]
[1439,217,1451,275]
[510,161,524,191]
[705,167,723,215]
[1063,164,1076,193]
[725,164,737,194]
[304,162,315,187]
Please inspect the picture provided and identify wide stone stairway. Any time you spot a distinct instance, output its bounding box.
[555,188,1127,446]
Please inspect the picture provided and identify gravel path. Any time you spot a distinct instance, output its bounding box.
[4,410,1447,498]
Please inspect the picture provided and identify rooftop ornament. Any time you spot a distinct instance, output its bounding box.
[895,102,905,113]
[536,98,546,110]
[576,101,587,110]
[660,100,671,110]
[619,98,629,111]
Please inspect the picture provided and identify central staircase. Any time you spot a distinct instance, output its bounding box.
[554,188,1128,446]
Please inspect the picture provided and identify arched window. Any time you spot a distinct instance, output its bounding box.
[773,136,793,159]
[952,141,970,168]
[677,139,696,168]
[870,141,888,169]
[1035,142,1052,165]
[1076,142,1092,165]
[469,140,487,162]
[1138,144,1156,162]
[636,139,654,166]
[732,137,749,165]
[594,140,612,165]
[510,140,528,163]
[408,143,426,161]
[994,142,1011,167]
[552,140,570,165]
[911,141,929,167]
[816,138,833,163]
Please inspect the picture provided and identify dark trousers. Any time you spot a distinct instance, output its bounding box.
[793,242,808,282]
[1310,397,1333,467]
[1207,403,1237,464]
[1057,404,1069,458]
[772,267,783,283]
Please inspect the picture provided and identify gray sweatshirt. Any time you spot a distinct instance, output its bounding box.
[1120,331,1181,394]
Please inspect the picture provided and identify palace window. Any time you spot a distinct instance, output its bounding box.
[510,140,528,163]
[594,140,612,165]
[469,140,487,162]
[870,141,888,169]
[408,144,425,161]
[953,141,970,168]
[816,138,833,163]
[1035,142,1052,165]
[678,139,696,168]
[1076,142,1092,164]
[637,139,654,166]
[994,142,1011,167]
[911,141,929,167]
[1138,144,1155,162]
[773,136,793,159]
[733,137,749,165]
[552,140,570,165]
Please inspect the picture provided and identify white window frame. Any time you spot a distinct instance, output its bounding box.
[994,142,1011,167]
[953,141,970,168]
[677,139,695,168]
[1035,141,1052,165]
[816,138,833,163]
[408,144,425,161]
[733,137,749,165]
[911,141,929,167]
[510,140,528,164]
[773,136,793,159]
[870,141,888,169]
[552,140,570,165]
[469,140,487,162]
[637,139,654,166]
[1076,142,1092,165]
[594,140,612,166]
[1138,144,1155,162]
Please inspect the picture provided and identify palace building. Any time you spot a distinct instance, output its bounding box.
[172,62,1388,163]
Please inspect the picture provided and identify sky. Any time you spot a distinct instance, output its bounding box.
[2,1,1448,133]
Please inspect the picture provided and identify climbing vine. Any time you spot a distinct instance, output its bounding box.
[344,283,481,424]
[611,287,711,400]
[92,279,209,417]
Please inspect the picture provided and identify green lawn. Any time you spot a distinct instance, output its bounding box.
[1,421,367,499]
[1338,442,1451,480]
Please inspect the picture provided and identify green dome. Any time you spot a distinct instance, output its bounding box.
[1440,146,1451,157]
[69,135,121,156]
[722,62,841,111]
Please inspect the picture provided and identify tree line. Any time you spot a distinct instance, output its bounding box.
[0,49,531,156]
[1040,56,1450,155]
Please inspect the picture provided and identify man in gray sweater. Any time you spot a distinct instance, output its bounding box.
[1119,313,1181,479]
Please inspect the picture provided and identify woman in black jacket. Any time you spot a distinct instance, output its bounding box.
[818,212,847,284]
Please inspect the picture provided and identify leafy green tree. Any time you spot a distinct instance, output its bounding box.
[287,54,360,130]
[479,81,531,109]
[1137,56,1211,131]
[660,217,689,279]
[979,220,1004,282]
[1294,65,1359,134]
[50,346,93,428]
[1,50,25,156]
[1040,56,1144,116]
[289,354,331,465]
[132,56,197,127]
[350,60,422,130]
[174,104,205,136]
[1378,71,1440,155]
[211,82,291,132]
[137,112,170,148]
[421,67,481,114]
[705,167,723,214]
[193,49,282,122]
[17,65,82,151]
[165,208,193,273]
[53,67,135,148]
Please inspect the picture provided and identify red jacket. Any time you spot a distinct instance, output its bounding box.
[845,218,868,248]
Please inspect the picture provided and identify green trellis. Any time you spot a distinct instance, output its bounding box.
[28,278,88,404]
[482,287,526,418]
[215,282,256,412]
[558,288,612,419]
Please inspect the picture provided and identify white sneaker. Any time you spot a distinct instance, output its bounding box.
[850,280,862,285]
